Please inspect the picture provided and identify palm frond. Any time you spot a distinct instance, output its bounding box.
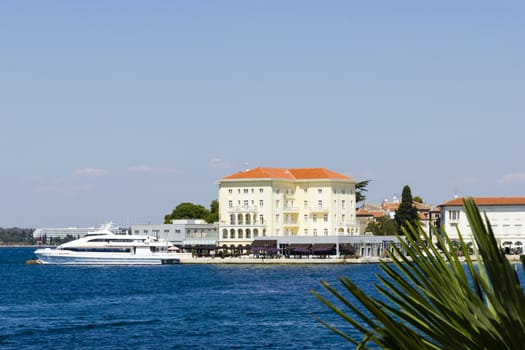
[311,198,525,349]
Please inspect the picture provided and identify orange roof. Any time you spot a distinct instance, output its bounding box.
[222,167,353,181]
[356,208,384,218]
[439,197,525,207]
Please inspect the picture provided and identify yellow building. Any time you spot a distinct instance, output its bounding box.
[218,167,358,247]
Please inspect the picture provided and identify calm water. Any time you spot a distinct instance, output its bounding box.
[0,247,384,349]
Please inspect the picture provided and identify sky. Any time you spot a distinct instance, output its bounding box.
[1,1,524,228]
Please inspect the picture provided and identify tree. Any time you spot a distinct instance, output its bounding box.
[413,196,423,203]
[311,198,525,349]
[205,200,219,223]
[164,202,210,223]
[365,216,398,235]
[164,200,219,224]
[355,180,371,204]
[394,185,419,235]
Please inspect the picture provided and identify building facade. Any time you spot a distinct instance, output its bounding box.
[218,167,358,247]
[131,219,218,246]
[439,197,525,253]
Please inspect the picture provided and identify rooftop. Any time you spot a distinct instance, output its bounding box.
[439,197,525,207]
[222,167,353,181]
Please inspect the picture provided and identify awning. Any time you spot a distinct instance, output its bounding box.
[287,243,311,253]
[311,243,335,253]
[183,239,217,246]
[251,239,277,249]
[339,243,356,254]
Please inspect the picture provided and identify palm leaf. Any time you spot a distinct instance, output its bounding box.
[311,198,525,349]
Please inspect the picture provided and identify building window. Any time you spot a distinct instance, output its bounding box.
[304,200,308,209]
[342,200,346,209]
[304,214,308,222]
[449,210,460,221]
[238,229,243,239]
[276,214,280,223]
[259,200,263,207]
[134,230,139,234]
[175,230,181,233]
[246,229,251,239]
[276,200,280,209]
[244,189,249,194]
[318,189,322,194]
[324,214,328,222]
[313,215,317,223]
[164,229,169,233]
[238,189,241,194]
[318,200,323,209]
[222,229,228,239]
[324,229,328,236]
[304,188,308,193]
[259,214,264,224]
[251,188,254,194]
[243,200,249,209]
[230,229,235,239]
[276,189,280,194]
[228,189,232,195]
[230,214,235,225]
[259,188,263,193]
[313,229,317,236]
[143,230,148,234]
[342,189,346,195]
[304,229,308,235]
[228,200,233,208]
[342,214,346,223]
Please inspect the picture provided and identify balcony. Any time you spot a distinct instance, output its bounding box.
[309,206,330,213]
[283,206,299,212]
[283,221,299,227]
[227,206,258,213]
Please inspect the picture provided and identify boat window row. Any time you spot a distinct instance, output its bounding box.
[88,238,145,243]
[62,247,132,253]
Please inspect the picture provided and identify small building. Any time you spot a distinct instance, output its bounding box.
[131,219,219,255]
[251,235,402,258]
[439,197,525,254]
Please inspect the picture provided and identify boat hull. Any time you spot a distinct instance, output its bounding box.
[34,248,180,265]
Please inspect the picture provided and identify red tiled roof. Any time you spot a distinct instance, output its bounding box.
[356,208,385,218]
[439,197,525,207]
[222,167,353,181]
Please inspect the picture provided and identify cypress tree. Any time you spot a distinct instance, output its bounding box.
[395,185,419,236]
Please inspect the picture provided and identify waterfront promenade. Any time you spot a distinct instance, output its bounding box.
[177,253,523,265]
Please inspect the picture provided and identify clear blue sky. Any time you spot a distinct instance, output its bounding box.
[1,1,524,228]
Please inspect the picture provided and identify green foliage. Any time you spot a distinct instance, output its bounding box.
[413,196,423,203]
[395,185,419,235]
[365,216,398,235]
[0,228,36,245]
[355,180,371,204]
[164,200,219,224]
[205,200,219,223]
[311,198,525,349]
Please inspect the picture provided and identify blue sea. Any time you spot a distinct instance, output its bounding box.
[0,247,383,349]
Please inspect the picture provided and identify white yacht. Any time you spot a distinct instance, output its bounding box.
[34,227,180,265]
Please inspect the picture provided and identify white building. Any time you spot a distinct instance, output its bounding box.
[33,222,125,243]
[439,197,525,252]
[218,167,358,247]
[131,219,218,246]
